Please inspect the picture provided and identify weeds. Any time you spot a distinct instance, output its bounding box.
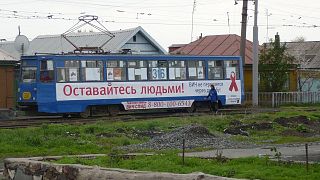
[270,147,282,164]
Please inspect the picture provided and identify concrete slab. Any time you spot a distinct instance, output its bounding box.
[184,143,320,163]
[0,159,4,180]
[3,155,241,180]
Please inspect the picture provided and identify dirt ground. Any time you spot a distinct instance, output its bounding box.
[275,115,320,137]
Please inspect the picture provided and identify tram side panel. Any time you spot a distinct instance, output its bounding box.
[47,80,242,113]
[18,55,244,114]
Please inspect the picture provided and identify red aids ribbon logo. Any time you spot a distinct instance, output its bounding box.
[229,71,238,92]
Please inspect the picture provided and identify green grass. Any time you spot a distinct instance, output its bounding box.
[55,153,320,180]
[0,105,319,158]
[1,106,320,179]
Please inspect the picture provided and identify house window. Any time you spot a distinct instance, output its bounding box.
[133,35,137,42]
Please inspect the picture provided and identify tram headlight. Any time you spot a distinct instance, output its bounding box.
[22,92,31,100]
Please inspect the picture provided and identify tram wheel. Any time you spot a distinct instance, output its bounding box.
[186,103,196,113]
[108,105,120,116]
[80,108,91,118]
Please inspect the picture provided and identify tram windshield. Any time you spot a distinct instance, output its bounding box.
[21,67,37,83]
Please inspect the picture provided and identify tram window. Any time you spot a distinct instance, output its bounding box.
[106,60,127,81]
[57,60,80,82]
[128,60,147,81]
[224,60,239,80]
[21,67,37,83]
[57,68,66,82]
[187,60,205,80]
[65,60,80,67]
[168,60,186,80]
[40,60,54,83]
[148,60,168,80]
[81,60,103,81]
[208,60,223,79]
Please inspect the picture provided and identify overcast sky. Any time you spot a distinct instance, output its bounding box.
[0,0,320,50]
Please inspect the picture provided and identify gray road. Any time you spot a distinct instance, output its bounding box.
[184,143,320,162]
[0,159,4,180]
[1,143,319,179]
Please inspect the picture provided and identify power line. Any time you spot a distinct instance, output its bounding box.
[0,12,319,29]
[37,0,194,9]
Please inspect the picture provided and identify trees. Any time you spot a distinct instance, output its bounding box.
[259,33,295,92]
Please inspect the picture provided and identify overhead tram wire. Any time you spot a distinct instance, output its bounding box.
[0,7,230,25]
[37,0,194,9]
[5,1,320,22]
[261,1,320,13]
[0,8,78,16]
[0,6,232,23]
[261,3,320,21]
[36,0,229,16]
[1,7,320,29]
[1,12,320,29]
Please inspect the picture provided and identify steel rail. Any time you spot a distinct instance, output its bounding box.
[0,108,265,129]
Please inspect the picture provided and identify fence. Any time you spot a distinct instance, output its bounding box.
[245,91,320,107]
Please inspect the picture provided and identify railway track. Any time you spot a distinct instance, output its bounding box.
[0,107,276,129]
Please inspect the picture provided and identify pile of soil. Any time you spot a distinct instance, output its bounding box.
[121,124,252,151]
[223,121,273,136]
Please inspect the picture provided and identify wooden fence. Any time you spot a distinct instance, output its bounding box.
[245,91,320,107]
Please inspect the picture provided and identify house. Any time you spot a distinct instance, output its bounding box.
[0,26,166,108]
[285,41,320,91]
[170,34,297,92]
[0,26,167,60]
[0,49,18,109]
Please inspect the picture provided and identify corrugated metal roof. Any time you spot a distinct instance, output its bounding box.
[28,26,167,54]
[0,26,167,58]
[285,41,320,69]
[170,34,254,65]
[0,49,17,61]
[0,41,20,59]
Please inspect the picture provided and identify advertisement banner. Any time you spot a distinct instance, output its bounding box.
[56,80,241,105]
[121,100,194,110]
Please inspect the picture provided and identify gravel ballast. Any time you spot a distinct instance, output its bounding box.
[122,124,254,151]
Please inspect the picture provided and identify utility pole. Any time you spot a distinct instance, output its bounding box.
[240,0,248,67]
[191,0,196,42]
[235,0,259,106]
[227,12,230,33]
[252,0,259,106]
[265,9,272,43]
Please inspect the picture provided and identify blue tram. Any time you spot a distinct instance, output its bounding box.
[17,55,244,117]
